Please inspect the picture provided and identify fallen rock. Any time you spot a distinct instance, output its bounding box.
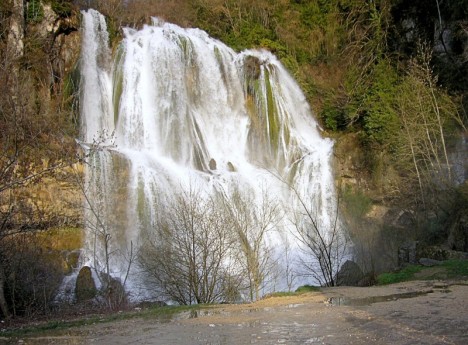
[75,266,97,302]
[209,158,217,170]
[419,258,443,267]
[100,272,127,308]
[336,260,365,286]
[227,161,236,172]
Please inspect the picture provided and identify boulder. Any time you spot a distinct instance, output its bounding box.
[417,244,468,261]
[419,258,443,267]
[66,250,81,271]
[75,266,97,302]
[209,158,217,170]
[100,273,127,308]
[227,161,236,172]
[336,260,365,286]
[398,241,418,265]
[61,249,81,274]
[416,245,449,261]
[244,55,261,80]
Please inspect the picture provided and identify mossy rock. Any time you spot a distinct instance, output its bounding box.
[67,250,81,268]
[75,266,97,302]
[227,161,236,172]
[209,158,217,170]
[100,273,127,308]
[244,56,261,80]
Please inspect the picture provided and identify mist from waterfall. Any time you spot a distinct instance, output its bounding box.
[79,9,342,301]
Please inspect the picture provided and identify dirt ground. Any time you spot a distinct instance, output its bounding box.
[1,279,467,345]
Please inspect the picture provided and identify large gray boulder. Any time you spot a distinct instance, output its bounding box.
[336,260,365,286]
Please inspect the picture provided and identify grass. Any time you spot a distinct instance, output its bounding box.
[377,265,424,285]
[377,259,468,285]
[443,259,468,276]
[0,304,201,338]
[263,285,320,298]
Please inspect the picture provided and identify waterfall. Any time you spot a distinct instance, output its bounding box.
[78,10,342,301]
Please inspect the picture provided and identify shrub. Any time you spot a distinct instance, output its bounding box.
[27,0,44,23]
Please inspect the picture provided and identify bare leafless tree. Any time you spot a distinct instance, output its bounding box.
[396,44,464,209]
[289,187,348,287]
[222,187,282,301]
[268,169,348,288]
[71,132,135,309]
[139,187,240,305]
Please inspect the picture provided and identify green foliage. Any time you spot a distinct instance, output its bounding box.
[377,260,468,285]
[361,59,400,147]
[443,259,468,277]
[376,265,423,285]
[295,285,320,293]
[63,64,81,115]
[27,0,44,23]
[220,24,270,52]
[263,285,320,298]
[105,16,121,46]
[50,0,74,17]
[342,186,372,219]
[259,39,288,59]
[321,101,346,131]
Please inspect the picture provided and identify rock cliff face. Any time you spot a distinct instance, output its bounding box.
[2,1,83,229]
[27,1,81,96]
[391,0,468,94]
[333,130,468,273]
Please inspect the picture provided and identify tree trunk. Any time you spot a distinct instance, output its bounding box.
[7,0,25,59]
[0,263,10,319]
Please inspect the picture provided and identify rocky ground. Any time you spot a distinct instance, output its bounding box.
[1,279,467,345]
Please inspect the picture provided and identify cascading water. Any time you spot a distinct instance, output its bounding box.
[78,9,342,301]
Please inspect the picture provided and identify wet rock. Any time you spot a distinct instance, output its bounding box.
[66,250,81,271]
[227,161,236,172]
[399,241,418,265]
[75,266,97,302]
[61,249,81,274]
[417,244,468,261]
[419,258,443,267]
[416,244,449,261]
[209,158,217,170]
[244,56,261,80]
[446,250,468,260]
[336,260,365,286]
[100,273,127,308]
[357,274,376,287]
